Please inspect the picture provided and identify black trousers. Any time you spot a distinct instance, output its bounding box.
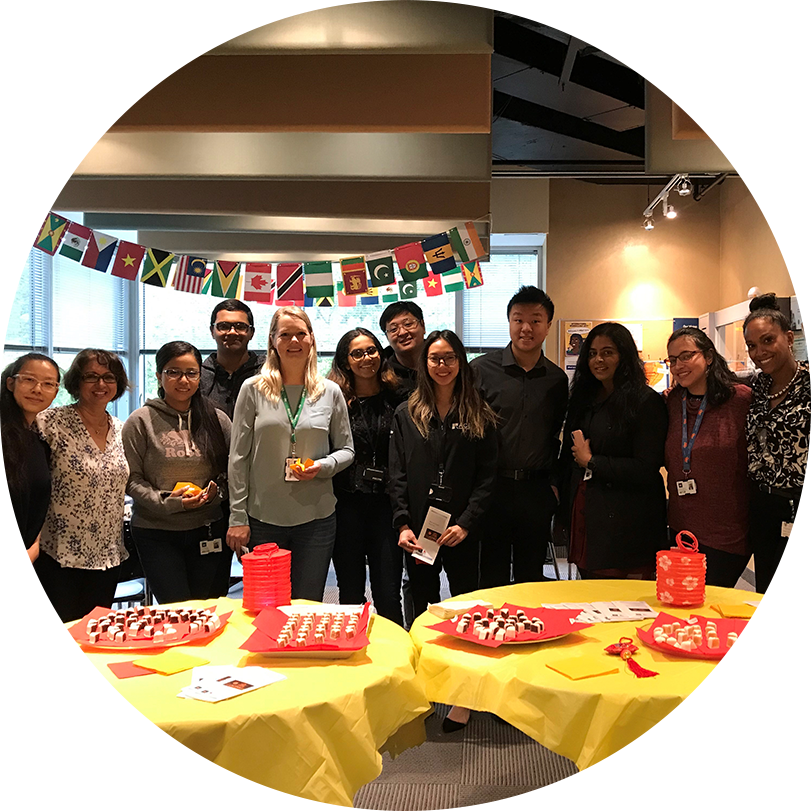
[405,532,480,619]
[131,517,231,605]
[667,528,749,589]
[479,477,557,588]
[333,491,404,626]
[750,486,799,594]
[34,551,121,623]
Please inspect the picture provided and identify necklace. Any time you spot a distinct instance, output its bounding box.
[77,406,108,436]
[768,361,800,400]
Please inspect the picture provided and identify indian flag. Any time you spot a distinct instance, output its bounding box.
[448,222,486,263]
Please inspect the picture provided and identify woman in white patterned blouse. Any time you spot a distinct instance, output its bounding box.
[34,349,130,622]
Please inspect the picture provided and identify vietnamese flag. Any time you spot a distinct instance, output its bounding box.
[110,242,146,280]
[423,274,444,297]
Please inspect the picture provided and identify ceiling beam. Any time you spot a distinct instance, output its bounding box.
[494,16,644,109]
[493,91,645,158]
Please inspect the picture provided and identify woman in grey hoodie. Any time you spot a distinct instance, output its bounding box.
[122,341,231,603]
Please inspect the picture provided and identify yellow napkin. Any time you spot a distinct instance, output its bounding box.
[132,650,210,675]
[710,603,756,619]
[546,657,619,681]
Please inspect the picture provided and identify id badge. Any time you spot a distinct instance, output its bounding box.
[676,479,697,496]
[284,457,301,482]
[583,469,593,481]
[780,521,803,541]
[428,483,452,503]
[199,538,223,555]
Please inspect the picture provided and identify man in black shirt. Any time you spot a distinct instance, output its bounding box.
[379,302,426,396]
[471,286,569,586]
[200,300,266,420]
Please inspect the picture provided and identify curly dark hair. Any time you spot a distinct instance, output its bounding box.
[666,327,739,407]
[63,349,129,401]
[328,328,399,405]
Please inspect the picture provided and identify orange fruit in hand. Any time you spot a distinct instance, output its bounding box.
[175,481,203,496]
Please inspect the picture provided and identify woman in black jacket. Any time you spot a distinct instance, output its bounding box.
[328,328,404,625]
[559,322,667,578]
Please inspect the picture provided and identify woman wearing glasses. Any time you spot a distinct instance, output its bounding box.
[328,328,405,625]
[226,306,354,601]
[662,327,752,587]
[1,353,61,562]
[33,349,131,622]
[559,323,668,579]
[122,341,231,603]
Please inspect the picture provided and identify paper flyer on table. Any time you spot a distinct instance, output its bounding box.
[178,665,286,702]
[412,507,451,565]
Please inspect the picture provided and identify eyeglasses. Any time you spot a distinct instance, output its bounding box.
[348,346,380,360]
[81,373,117,385]
[12,374,59,394]
[162,369,201,381]
[213,321,251,334]
[665,350,702,367]
[427,353,458,367]
[385,318,419,336]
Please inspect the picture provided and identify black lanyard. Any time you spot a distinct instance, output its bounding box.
[681,390,708,474]
[354,396,381,468]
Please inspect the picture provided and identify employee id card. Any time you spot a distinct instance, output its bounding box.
[676,478,697,496]
[200,538,223,555]
[413,506,451,565]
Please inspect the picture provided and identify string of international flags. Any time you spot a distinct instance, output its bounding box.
[32,212,487,307]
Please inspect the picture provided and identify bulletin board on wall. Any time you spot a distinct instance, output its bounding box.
[558,320,676,391]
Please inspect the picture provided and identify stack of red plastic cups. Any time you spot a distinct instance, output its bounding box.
[241,543,292,612]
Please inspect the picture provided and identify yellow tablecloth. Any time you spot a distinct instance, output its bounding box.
[410,580,759,771]
[79,598,430,806]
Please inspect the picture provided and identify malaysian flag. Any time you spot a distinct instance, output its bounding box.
[173,256,210,294]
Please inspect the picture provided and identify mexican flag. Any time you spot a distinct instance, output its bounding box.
[58,222,92,262]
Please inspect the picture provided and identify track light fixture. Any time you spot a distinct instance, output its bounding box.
[642,217,654,231]
[641,173,690,230]
[676,177,693,197]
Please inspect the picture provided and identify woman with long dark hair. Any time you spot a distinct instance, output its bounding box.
[663,327,752,587]
[122,341,231,603]
[328,327,404,625]
[1,353,60,561]
[559,322,667,578]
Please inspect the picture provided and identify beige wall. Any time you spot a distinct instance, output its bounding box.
[719,177,793,307]
[545,179,721,361]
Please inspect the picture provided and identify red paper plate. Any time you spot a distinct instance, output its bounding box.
[240,603,371,654]
[428,603,593,649]
[70,605,232,651]
[636,612,748,660]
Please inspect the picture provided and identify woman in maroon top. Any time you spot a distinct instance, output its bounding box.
[663,327,752,587]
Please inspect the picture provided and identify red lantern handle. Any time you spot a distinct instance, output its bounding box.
[675,530,699,553]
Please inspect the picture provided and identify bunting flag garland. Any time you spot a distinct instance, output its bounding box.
[304,293,334,307]
[110,241,146,280]
[340,257,369,296]
[441,265,465,292]
[303,261,335,298]
[173,256,210,294]
[140,248,175,287]
[398,280,417,300]
[360,286,379,305]
[82,231,119,273]
[423,275,443,297]
[336,280,357,307]
[276,262,305,304]
[461,260,484,289]
[394,242,428,282]
[381,283,399,302]
[448,221,486,263]
[59,222,92,262]
[33,212,68,255]
[366,250,396,287]
[421,233,456,275]
[243,263,275,304]
[210,261,242,298]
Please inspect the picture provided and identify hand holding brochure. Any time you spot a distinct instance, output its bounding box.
[413,507,451,565]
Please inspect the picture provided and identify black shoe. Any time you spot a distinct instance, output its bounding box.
[492,714,509,725]
[442,717,468,733]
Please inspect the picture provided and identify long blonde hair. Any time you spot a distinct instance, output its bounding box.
[254,306,325,403]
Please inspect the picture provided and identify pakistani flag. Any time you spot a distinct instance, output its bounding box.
[441,266,465,292]
[304,261,334,298]
[398,280,417,300]
[366,251,395,287]
[59,222,92,262]
[141,248,175,287]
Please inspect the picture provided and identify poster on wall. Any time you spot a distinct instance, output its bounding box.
[562,321,592,383]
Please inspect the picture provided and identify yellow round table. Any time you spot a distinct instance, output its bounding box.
[78,597,430,806]
[409,580,758,771]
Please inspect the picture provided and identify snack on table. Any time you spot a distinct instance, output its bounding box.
[636,611,747,660]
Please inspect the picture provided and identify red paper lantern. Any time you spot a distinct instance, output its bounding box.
[656,530,706,607]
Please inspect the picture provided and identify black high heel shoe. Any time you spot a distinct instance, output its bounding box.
[442,716,468,733]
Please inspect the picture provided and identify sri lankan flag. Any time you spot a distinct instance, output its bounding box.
[461,260,484,289]
[141,248,175,287]
[340,257,368,296]
[209,261,242,298]
[33,212,68,255]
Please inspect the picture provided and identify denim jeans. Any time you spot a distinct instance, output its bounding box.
[248,513,336,601]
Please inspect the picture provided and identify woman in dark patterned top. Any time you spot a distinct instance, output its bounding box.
[328,328,404,626]
[744,293,809,593]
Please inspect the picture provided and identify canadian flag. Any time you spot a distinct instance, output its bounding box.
[243,263,275,304]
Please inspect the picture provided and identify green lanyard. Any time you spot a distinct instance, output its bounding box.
[281,386,305,454]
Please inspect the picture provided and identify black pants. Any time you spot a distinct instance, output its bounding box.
[405,531,480,618]
[34,551,121,623]
[131,517,231,604]
[750,486,799,594]
[479,477,557,588]
[333,491,404,626]
[667,528,749,589]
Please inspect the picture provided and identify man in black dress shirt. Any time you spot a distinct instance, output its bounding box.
[471,286,569,586]
[379,302,426,396]
[200,300,266,420]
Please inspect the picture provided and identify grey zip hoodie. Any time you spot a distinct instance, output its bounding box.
[122,398,231,531]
